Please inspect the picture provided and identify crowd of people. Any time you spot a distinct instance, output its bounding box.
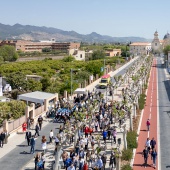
[142,119,157,169]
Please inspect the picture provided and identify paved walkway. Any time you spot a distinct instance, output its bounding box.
[0,57,139,170]
[133,59,158,169]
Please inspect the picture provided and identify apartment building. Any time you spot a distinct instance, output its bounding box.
[0,40,80,53]
[105,49,121,57]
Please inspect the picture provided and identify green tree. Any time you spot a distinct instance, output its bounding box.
[75,70,91,83]
[8,100,26,119]
[40,77,51,91]
[85,61,103,76]
[0,45,18,61]
[62,55,75,62]
[27,79,42,91]
[6,72,27,90]
[163,45,170,56]
[92,50,105,60]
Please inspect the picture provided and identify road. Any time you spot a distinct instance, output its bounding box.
[0,120,61,170]
[157,56,170,169]
[96,59,138,94]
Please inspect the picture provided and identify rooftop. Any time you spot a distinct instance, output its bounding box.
[130,42,151,46]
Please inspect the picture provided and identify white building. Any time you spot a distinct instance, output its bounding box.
[130,42,151,56]
[69,49,85,61]
[151,31,163,53]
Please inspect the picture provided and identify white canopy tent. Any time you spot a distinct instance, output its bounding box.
[74,88,87,95]
[18,91,56,104]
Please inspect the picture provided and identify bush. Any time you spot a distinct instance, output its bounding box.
[127,131,138,149]
[121,164,132,170]
[138,93,146,110]
[121,149,133,161]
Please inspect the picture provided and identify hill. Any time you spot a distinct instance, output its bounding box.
[0,23,150,43]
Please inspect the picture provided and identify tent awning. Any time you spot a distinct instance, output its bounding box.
[74,88,87,94]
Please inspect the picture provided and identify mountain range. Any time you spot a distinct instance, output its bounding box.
[0,23,150,43]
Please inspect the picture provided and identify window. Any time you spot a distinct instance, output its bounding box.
[80,54,82,58]
[155,43,157,46]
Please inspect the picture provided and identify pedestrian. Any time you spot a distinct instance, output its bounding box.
[96,156,103,170]
[68,163,75,170]
[55,135,60,146]
[49,129,53,143]
[22,122,27,132]
[25,130,32,146]
[75,141,80,155]
[84,126,89,137]
[27,117,31,130]
[83,161,88,170]
[41,136,47,153]
[146,119,150,131]
[142,146,149,168]
[145,138,151,154]
[30,136,35,154]
[112,129,117,144]
[35,124,40,137]
[109,153,115,170]
[38,115,43,131]
[101,153,107,170]
[0,132,3,148]
[151,148,157,169]
[0,132,5,148]
[102,129,108,144]
[91,136,95,150]
[94,120,99,132]
[41,152,46,169]
[72,157,78,170]
[34,153,40,170]
[150,137,156,151]
[78,157,84,170]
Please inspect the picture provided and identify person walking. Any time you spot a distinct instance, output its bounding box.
[41,136,47,153]
[150,137,156,151]
[151,148,157,169]
[146,119,150,131]
[109,153,115,170]
[102,129,108,144]
[101,153,107,170]
[35,124,40,137]
[112,129,117,144]
[68,163,75,170]
[30,136,35,154]
[142,146,149,168]
[96,156,103,170]
[0,132,5,148]
[38,116,43,131]
[22,122,27,132]
[25,130,32,146]
[49,130,53,144]
[145,138,151,154]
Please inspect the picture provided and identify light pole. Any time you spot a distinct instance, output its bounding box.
[71,68,73,100]
[104,58,106,75]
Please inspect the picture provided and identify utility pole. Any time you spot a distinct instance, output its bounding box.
[104,59,106,75]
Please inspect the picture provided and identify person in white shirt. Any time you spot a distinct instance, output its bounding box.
[68,163,75,170]
[145,138,151,153]
[49,130,53,144]
[55,136,59,146]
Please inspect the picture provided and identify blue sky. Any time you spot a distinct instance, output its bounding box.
[0,0,169,39]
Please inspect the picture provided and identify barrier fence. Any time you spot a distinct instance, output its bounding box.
[8,115,26,133]
[35,105,45,117]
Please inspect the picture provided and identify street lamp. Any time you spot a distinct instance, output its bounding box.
[70,68,73,100]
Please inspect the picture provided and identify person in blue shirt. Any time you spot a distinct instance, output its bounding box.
[151,148,157,169]
[30,136,35,154]
[102,129,108,144]
[96,156,103,170]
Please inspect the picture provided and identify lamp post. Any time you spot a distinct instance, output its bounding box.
[104,58,106,75]
[70,68,73,100]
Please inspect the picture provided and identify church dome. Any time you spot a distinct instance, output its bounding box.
[163,32,170,40]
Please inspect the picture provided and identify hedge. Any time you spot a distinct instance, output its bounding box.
[121,149,133,161]
[127,131,138,149]
[121,164,132,170]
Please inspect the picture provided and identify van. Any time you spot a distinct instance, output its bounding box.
[98,74,111,89]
